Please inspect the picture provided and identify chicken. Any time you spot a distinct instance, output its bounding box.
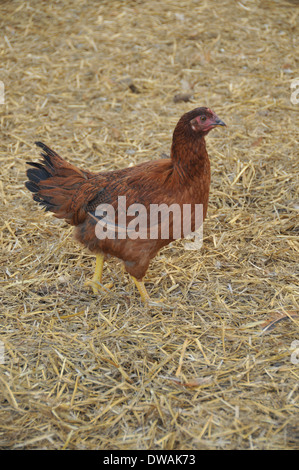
[25,107,226,302]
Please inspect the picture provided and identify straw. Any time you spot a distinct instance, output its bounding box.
[0,0,298,450]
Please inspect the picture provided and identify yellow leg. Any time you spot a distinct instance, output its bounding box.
[131,276,172,308]
[94,253,105,283]
[131,276,150,303]
[85,254,113,294]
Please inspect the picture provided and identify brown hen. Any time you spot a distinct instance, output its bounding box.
[25,107,225,302]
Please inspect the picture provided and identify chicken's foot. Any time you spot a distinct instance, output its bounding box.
[131,276,173,307]
[85,253,113,294]
[131,276,150,303]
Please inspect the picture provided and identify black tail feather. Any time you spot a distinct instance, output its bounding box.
[25,142,90,224]
[35,141,59,159]
[32,193,57,211]
[25,142,57,193]
[25,181,39,193]
[26,166,51,184]
[41,153,55,169]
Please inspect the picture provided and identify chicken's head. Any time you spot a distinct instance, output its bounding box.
[190,107,226,135]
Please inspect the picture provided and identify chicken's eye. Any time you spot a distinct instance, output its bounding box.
[200,116,207,122]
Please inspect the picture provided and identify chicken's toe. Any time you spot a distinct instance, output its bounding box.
[85,279,113,295]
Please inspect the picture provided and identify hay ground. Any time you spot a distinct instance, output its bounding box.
[0,0,298,450]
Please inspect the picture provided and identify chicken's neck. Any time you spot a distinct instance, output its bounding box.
[170,134,209,183]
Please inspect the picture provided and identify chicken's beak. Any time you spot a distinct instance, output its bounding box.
[214,117,226,127]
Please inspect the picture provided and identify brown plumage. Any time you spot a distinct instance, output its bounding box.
[25,107,226,301]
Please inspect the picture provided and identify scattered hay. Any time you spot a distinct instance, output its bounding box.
[0,0,298,450]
